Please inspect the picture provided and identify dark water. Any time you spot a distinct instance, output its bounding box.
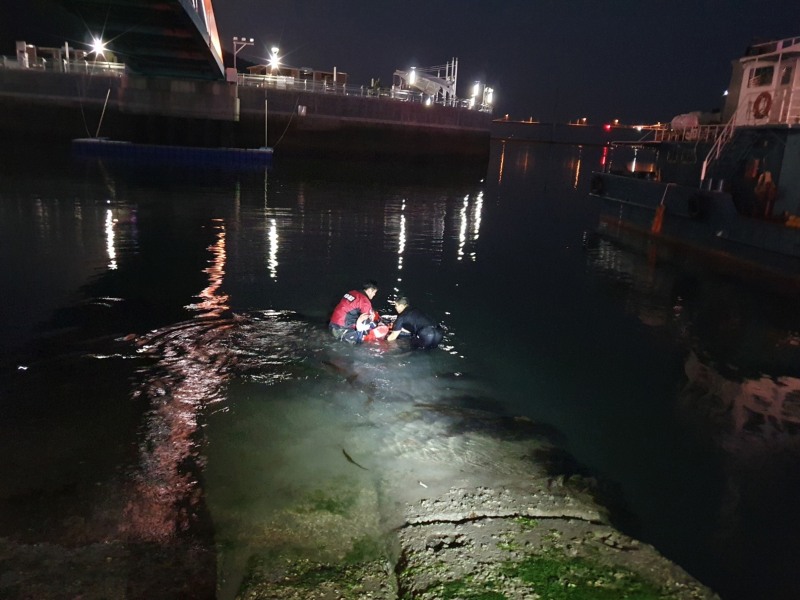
[1,140,800,599]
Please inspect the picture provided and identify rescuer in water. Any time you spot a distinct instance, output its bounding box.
[386,296,443,349]
[329,280,379,344]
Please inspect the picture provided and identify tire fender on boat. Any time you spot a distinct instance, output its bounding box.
[753,92,772,119]
[590,174,605,195]
[687,193,710,219]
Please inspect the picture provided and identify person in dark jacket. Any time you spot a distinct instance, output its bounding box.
[387,296,443,349]
[329,280,378,343]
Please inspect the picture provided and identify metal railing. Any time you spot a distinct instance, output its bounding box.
[700,112,738,183]
[652,124,725,143]
[237,72,492,112]
[0,56,492,112]
[0,56,126,76]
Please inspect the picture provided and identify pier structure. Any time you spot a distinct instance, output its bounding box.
[1,0,491,161]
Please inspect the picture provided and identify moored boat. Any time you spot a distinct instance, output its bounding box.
[72,137,273,168]
[589,35,800,285]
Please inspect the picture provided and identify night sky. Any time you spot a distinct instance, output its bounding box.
[5,0,800,124]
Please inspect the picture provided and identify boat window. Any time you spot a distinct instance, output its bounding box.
[747,65,774,87]
[781,65,793,85]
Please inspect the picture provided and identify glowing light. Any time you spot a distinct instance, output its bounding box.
[472,82,481,98]
[409,67,417,85]
[91,37,107,56]
[269,46,280,71]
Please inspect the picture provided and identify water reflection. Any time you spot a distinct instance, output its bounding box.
[682,352,800,450]
[457,192,483,262]
[571,147,583,190]
[585,232,800,598]
[104,209,118,270]
[397,200,406,287]
[498,141,506,183]
[187,218,229,317]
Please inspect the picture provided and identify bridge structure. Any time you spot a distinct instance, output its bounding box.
[56,0,224,79]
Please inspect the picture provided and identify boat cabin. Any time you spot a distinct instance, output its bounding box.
[723,36,800,126]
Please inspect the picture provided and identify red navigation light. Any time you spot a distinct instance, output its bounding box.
[603,124,612,132]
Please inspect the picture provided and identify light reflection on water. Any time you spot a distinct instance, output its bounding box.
[583,230,800,600]
[2,143,800,599]
[127,308,546,598]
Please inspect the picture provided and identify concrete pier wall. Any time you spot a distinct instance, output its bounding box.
[0,68,490,162]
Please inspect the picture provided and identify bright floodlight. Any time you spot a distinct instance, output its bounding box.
[472,82,481,97]
[91,37,107,56]
[485,87,494,105]
[269,46,280,70]
[409,67,416,85]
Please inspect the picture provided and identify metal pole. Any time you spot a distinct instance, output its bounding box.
[264,99,268,148]
[95,88,111,138]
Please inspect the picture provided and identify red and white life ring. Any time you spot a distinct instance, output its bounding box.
[753,92,772,119]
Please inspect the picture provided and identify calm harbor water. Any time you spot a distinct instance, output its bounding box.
[1,139,800,599]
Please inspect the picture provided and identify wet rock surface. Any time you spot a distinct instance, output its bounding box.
[0,417,720,600]
[0,317,720,599]
[236,483,718,600]
[395,486,718,600]
[230,418,719,600]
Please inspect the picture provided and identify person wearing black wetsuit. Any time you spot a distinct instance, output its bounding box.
[387,296,443,350]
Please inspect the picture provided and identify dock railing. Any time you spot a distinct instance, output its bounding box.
[0,54,491,112]
[237,73,490,112]
[0,56,126,76]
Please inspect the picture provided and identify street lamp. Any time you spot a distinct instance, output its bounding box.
[232,36,254,72]
[90,36,107,59]
[470,81,482,109]
[269,46,280,72]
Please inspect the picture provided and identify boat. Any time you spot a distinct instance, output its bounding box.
[72,137,273,168]
[589,35,800,285]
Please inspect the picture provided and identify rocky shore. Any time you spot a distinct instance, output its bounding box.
[0,318,721,599]
[228,413,719,600]
[0,406,720,600]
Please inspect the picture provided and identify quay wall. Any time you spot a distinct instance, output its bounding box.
[0,68,490,162]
